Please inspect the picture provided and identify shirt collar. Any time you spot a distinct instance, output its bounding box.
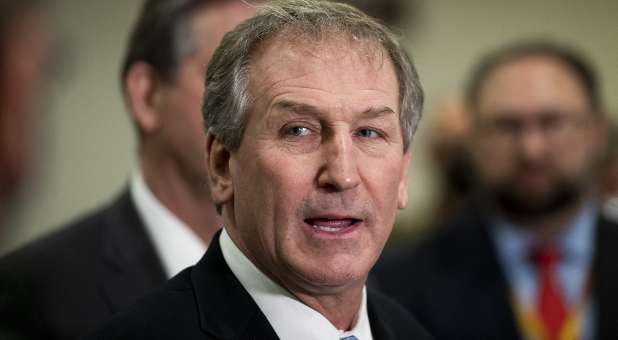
[561,202,597,261]
[130,170,207,278]
[219,228,373,340]
[492,201,597,265]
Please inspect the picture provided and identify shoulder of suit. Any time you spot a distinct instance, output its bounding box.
[82,267,201,340]
[367,289,433,339]
[0,192,133,283]
[2,203,111,265]
[380,204,487,268]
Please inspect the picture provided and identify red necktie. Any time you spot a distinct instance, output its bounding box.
[531,245,567,340]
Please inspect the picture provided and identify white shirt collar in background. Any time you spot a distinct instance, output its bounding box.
[220,228,373,340]
[130,170,207,278]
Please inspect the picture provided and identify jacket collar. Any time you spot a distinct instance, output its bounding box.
[455,204,523,340]
[99,189,167,313]
[190,230,278,339]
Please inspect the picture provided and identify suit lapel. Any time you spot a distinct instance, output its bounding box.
[592,216,618,338]
[98,190,167,313]
[366,293,399,340]
[462,207,522,340]
[190,231,279,340]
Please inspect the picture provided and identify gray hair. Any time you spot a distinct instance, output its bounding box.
[203,0,423,152]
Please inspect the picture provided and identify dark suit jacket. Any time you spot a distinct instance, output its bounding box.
[372,203,618,340]
[0,190,167,340]
[85,231,432,340]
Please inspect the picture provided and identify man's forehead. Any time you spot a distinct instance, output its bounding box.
[251,31,390,72]
[484,56,580,85]
[477,56,591,115]
[248,35,396,93]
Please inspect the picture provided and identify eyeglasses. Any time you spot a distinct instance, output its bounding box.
[477,111,593,148]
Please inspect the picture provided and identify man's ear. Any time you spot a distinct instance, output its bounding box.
[397,151,412,210]
[124,62,162,133]
[205,129,234,210]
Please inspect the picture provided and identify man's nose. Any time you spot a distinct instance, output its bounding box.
[516,125,548,161]
[317,132,361,192]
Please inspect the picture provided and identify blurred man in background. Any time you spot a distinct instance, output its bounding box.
[0,0,255,339]
[374,41,618,340]
[0,0,51,224]
[0,1,53,339]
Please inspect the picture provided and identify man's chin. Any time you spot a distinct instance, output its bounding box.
[490,184,581,220]
[289,257,369,293]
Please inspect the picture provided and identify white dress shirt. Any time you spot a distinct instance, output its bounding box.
[220,228,373,340]
[130,171,207,278]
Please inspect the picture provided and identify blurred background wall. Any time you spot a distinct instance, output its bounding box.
[1,0,617,254]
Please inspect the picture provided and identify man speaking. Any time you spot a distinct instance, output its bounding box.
[87,0,429,339]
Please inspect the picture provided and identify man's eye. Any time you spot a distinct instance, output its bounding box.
[286,126,311,137]
[355,128,380,138]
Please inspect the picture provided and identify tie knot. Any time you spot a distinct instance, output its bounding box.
[530,245,560,267]
[341,336,359,340]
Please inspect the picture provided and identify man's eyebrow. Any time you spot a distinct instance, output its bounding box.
[274,100,323,116]
[274,100,396,118]
[362,106,396,119]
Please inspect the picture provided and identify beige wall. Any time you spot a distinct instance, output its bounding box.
[2,0,617,253]
[1,0,142,252]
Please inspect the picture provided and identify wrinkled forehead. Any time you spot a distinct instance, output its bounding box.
[247,30,395,93]
[253,28,389,70]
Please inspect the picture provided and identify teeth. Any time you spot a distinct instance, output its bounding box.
[313,225,341,233]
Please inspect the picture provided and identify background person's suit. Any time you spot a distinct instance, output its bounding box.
[85,231,432,340]
[0,190,167,340]
[373,202,618,340]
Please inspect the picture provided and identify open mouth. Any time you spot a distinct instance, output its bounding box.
[304,217,362,234]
